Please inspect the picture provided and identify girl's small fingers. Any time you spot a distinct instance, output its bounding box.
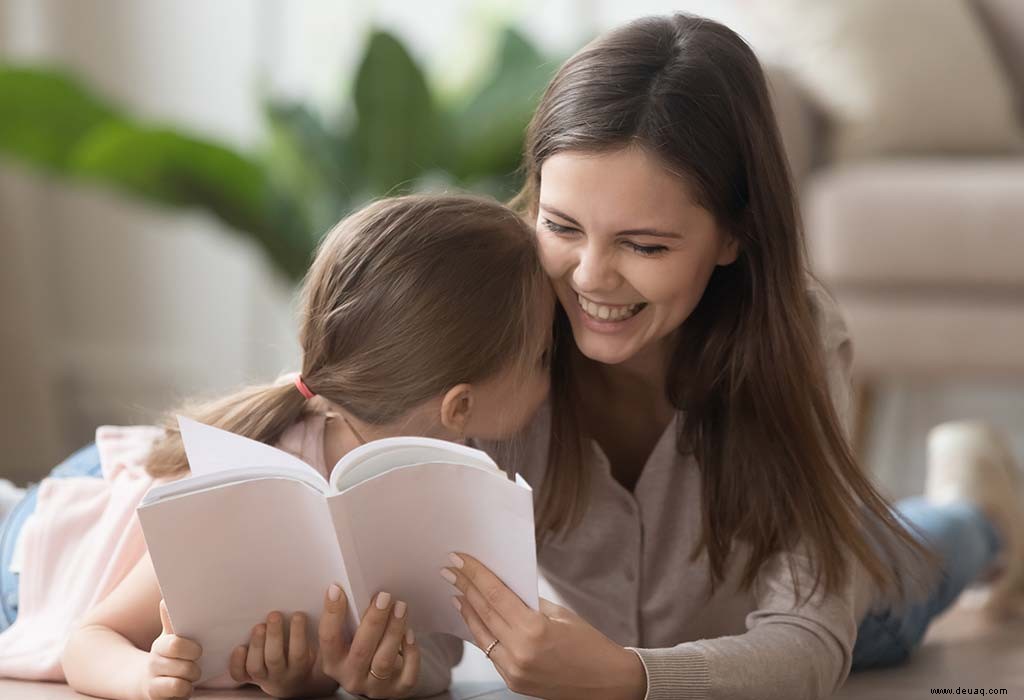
[393,629,419,697]
[245,624,268,680]
[148,675,192,700]
[287,612,310,670]
[264,612,287,675]
[369,601,408,681]
[152,633,203,662]
[228,645,251,684]
[151,654,202,684]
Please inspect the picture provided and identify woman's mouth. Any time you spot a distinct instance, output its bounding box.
[576,293,647,322]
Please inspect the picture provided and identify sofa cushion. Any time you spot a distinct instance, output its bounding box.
[804,160,1024,288]
[761,0,1023,159]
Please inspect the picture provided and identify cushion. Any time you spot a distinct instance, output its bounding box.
[803,159,1024,287]
[759,0,1023,159]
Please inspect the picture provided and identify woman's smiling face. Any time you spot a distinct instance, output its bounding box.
[536,146,738,367]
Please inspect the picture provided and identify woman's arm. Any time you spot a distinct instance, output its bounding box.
[61,551,166,700]
[630,548,874,700]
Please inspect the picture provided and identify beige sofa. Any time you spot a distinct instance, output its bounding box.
[766,0,1024,447]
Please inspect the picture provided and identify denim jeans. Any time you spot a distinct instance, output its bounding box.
[0,443,103,632]
[850,496,1002,670]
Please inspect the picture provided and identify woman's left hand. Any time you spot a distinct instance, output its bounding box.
[442,553,647,700]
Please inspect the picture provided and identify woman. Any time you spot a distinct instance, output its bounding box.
[435,14,1023,700]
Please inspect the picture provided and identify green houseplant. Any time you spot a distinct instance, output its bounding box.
[0,28,555,282]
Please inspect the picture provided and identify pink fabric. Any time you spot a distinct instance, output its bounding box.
[0,414,327,683]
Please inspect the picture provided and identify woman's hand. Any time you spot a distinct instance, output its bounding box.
[138,600,203,700]
[228,606,336,698]
[442,553,648,700]
[317,584,421,698]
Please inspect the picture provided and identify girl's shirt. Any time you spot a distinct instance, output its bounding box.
[0,415,329,684]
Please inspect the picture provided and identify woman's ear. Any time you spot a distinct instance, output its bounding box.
[716,234,740,266]
[440,384,474,438]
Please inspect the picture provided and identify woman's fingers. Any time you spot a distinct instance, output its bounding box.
[318,583,350,671]
[453,594,507,667]
[344,591,395,679]
[245,623,268,680]
[392,629,420,697]
[369,600,408,681]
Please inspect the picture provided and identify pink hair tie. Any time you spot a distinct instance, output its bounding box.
[294,375,316,400]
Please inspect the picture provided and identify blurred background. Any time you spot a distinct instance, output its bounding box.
[1,0,1022,500]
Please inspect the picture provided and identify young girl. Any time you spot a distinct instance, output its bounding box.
[0,193,554,699]
[430,13,1024,700]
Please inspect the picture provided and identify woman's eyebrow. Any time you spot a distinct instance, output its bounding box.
[540,203,682,239]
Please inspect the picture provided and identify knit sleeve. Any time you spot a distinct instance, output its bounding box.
[806,277,855,437]
[629,547,872,700]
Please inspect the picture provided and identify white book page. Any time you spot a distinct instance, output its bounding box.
[137,478,348,685]
[327,463,537,641]
[178,416,324,484]
[329,436,498,492]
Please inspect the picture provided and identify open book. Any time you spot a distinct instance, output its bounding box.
[137,417,538,684]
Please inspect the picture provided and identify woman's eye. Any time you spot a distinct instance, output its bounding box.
[542,218,575,234]
[626,242,668,257]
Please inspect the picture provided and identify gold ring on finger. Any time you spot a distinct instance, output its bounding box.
[484,639,500,658]
[369,668,393,681]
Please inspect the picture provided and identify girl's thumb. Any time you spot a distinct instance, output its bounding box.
[159,599,174,635]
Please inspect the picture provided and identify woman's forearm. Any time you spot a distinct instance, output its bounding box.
[62,624,149,700]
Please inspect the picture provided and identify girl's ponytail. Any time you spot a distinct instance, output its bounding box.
[145,378,310,479]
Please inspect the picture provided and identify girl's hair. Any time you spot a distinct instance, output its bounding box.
[512,14,934,600]
[146,194,548,479]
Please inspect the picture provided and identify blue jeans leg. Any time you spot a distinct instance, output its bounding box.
[0,443,103,632]
[851,496,1003,670]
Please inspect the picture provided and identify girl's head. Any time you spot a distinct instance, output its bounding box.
[148,194,552,478]
[515,14,933,599]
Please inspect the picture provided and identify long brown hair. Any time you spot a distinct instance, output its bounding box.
[513,14,934,600]
[146,194,548,478]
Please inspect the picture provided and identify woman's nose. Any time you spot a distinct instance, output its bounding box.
[572,244,618,292]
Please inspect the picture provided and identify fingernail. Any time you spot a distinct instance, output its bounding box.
[268,612,282,624]
[376,591,392,609]
[440,568,457,585]
[394,601,407,619]
[452,597,462,612]
[448,553,465,569]
[328,583,341,602]
[406,629,415,645]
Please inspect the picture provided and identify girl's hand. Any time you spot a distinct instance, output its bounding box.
[318,583,421,699]
[228,608,336,698]
[443,553,648,700]
[139,600,203,700]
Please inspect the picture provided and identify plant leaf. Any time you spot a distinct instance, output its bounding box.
[0,66,122,170]
[352,31,438,195]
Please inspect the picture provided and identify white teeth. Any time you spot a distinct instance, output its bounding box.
[577,293,644,322]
